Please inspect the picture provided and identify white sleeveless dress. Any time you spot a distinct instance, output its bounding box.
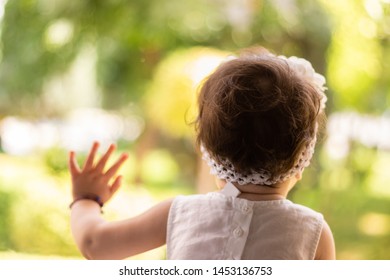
[167,187,323,260]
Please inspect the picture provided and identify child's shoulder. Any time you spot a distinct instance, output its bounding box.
[287,200,323,215]
[265,201,325,242]
[273,200,324,222]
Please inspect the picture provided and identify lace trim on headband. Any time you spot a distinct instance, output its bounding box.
[201,137,316,186]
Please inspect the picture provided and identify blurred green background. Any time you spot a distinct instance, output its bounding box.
[0,0,390,260]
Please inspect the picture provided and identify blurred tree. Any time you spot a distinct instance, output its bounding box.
[0,0,332,116]
[0,0,230,115]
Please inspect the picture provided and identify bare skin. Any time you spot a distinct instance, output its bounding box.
[69,142,335,260]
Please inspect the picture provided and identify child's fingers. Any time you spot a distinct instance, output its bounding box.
[82,141,100,171]
[95,144,116,173]
[104,153,129,179]
[69,151,81,176]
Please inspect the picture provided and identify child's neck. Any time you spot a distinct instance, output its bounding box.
[236,184,288,201]
[218,177,298,201]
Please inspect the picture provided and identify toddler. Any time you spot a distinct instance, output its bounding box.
[69,47,335,260]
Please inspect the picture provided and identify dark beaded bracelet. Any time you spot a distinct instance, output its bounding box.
[69,194,104,210]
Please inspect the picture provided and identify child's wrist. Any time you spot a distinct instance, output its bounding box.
[69,193,104,210]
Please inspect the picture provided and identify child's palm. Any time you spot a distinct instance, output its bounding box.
[69,142,128,203]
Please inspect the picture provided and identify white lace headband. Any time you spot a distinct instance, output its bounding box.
[201,54,327,186]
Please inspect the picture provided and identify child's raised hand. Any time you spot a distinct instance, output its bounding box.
[69,142,129,204]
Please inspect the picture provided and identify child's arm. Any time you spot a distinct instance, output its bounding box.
[70,198,172,259]
[69,142,172,259]
[315,220,336,260]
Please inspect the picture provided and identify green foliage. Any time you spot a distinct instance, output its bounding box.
[43,147,69,174]
[322,0,390,112]
[0,0,82,111]
[0,0,333,115]
[0,185,18,250]
[0,0,234,113]
[0,154,78,256]
[9,192,77,256]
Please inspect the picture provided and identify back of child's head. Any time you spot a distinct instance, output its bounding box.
[197,47,327,186]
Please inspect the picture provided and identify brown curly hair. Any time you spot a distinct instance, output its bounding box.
[196,47,325,180]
